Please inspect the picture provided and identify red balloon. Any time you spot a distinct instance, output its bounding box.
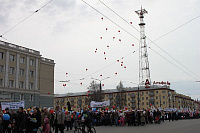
[104,57,106,60]
[104,52,106,54]
[115,72,117,75]
[132,44,134,46]
[86,68,88,71]
[107,45,109,48]
[100,74,102,76]
[118,30,120,33]
[48,92,50,95]
[130,22,132,24]
[106,108,108,111]
[101,17,103,21]
[113,37,115,40]
[50,110,54,114]
[106,28,108,30]
[78,115,81,118]
[121,64,123,66]
[124,66,126,69]
[118,120,121,123]
[121,62,123,63]
[102,84,104,86]
[117,60,119,62]
[100,37,102,39]
[80,82,82,85]
[88,106,90,108]
[65,111,68,115]
[113,106,115,109]
[96,48,98,50]
[119,39,121,42]
[66,73,68,75]
[125,107,127,110]
[95,51,97,53]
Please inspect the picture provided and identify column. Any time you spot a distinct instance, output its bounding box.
[35,58,38,90]
[15,53,20,88]
[25,55,29,89]
[4,50,9,87]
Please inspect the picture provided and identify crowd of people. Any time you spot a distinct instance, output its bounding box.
[0,105,199,133]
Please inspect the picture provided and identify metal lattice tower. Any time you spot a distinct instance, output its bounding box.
[135,7,151,86]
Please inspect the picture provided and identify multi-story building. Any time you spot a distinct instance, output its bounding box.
[0,40,55,108]
[54,86,195,112]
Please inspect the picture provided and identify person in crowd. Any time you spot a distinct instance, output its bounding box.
[140,111,145,126]
[30,107,41,133]
[54,106,65,133]
[43,117,50,133]
[114,111,119,126]
[3,108,12,133]
[15,107,25,133]
[65,111,71,131]
[0,106,3,133]
[41,107,51,131]
[81,107,92,133]
[161,110,165,122]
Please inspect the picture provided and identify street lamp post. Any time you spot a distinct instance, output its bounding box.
[91,77,110,93]
[130,82,140,110]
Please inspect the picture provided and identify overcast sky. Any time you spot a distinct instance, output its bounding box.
[0,0,200,99]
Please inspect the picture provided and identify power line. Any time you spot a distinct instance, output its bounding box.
[0,0,53,38]
[97,0,200,79]
[148,46,199,80]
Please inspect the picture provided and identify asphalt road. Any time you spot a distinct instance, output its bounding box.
[59,119,200,133]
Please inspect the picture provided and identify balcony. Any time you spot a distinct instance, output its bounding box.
[130,99,136,103]
[77,101,82,105]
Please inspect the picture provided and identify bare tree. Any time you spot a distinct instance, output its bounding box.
[116,81,125,109]
[87,80,103,102]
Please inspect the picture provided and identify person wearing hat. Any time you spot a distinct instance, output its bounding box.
[3,108,12,133]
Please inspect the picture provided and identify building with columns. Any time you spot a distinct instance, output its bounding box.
[0,40,55,108]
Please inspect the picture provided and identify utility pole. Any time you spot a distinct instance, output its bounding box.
[135,7,151,87]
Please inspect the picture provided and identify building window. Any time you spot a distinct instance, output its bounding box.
[0,52,3,59]
[163,102,165,105]
[19,81,24,89]
[9,67,15,74]
[29,95,34,101]
[0,65,4,72]
[29,83,34,89]
[9,80,14,87]
[19,94,24,101]
[29,70,34,77]
[163,96,165,99]
[128,98,130,101]
[128,103,130,106]
[0,79,3,86]
[156,102,159,105]
[162,90,165,93]
[10,54,15,62]
[156,96,158,99]
[20,57,25,64]
[146,97,148,100]
[146,102,149,105]
[20,69,25,76]
[141,92,144,95]
[146,91,148,94]
[142,97,144,100]
[156,91,158,94]
[142,102,144,106]
[10,93,14,99]
[30,59,34,66]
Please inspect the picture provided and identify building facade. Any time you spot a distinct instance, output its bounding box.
[0,40,55,108]
[54,86,195,112]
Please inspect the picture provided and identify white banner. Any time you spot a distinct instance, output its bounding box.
[1,101,25,110]
[90,100,110,108]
